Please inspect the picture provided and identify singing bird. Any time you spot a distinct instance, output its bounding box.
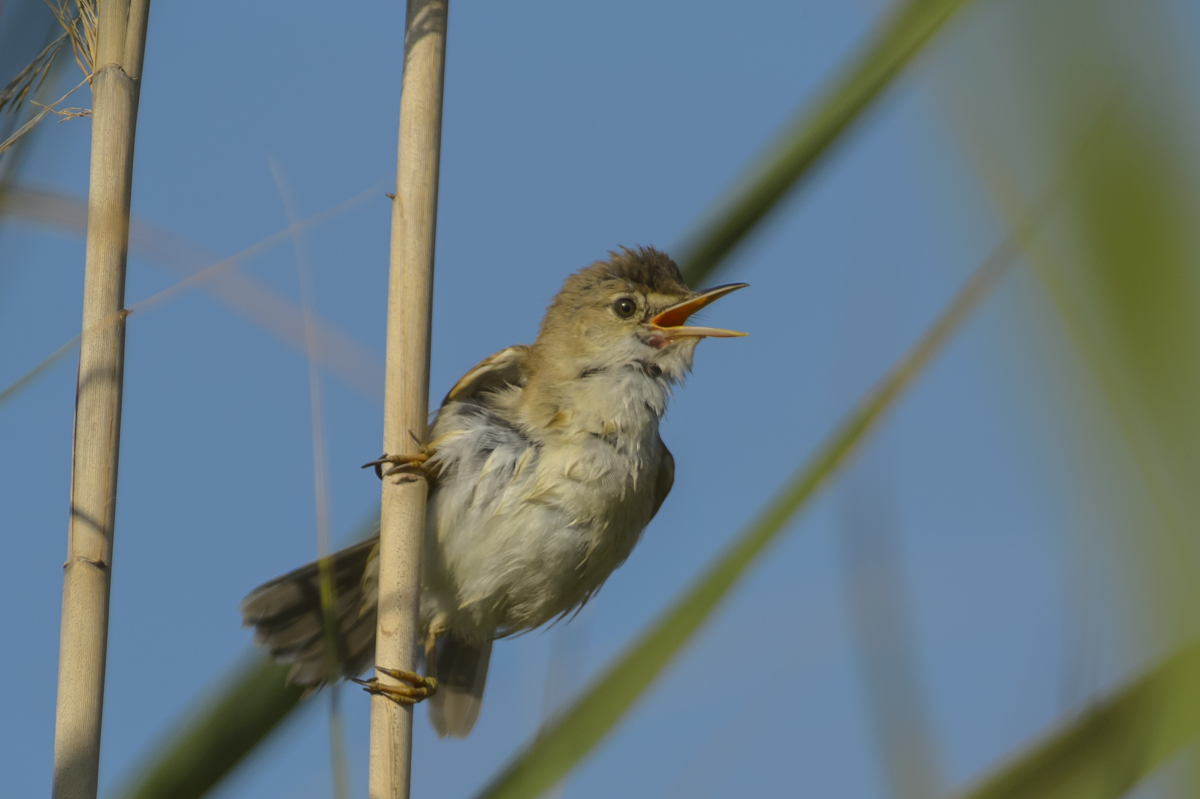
[240,247,747,737]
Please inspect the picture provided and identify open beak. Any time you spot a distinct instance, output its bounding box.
[648,283,749,339]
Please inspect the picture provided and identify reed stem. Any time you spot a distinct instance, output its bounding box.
[52,1,150,798]
[368,1,448,797]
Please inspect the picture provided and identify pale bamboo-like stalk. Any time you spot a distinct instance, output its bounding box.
[369,1,448,798]
[51,1,150,798]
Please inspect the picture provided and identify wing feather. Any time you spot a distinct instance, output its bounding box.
[442,345,530,405]
[651,443,675,518]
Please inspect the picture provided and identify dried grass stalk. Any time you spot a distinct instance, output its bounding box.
[51,1,150,798]
[369,1,449,797]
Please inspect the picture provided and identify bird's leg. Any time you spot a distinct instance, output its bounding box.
[353,619,447,705]
[362,432,437,481]
[424,630,439,682]
[423,615,448,682]
[353,667,438,705]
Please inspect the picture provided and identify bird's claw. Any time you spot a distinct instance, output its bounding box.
[362,441,437,482]
[353,667,438,705]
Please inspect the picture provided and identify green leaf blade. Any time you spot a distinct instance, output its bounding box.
[955,642,1200,799]
[472,198,1019,799]
[105,0,983,794]
[679,0,976,287]
[112,657,304,799]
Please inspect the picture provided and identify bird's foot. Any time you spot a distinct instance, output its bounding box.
[362,439,437,481]
[352,667,438,705]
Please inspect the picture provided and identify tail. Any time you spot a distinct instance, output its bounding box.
[428,635,492,738]
[239,537,379,686]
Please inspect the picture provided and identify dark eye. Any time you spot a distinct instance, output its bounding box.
[612,297,637,318]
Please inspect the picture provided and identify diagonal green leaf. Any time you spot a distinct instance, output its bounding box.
[104,510,379,799]
[678,0,977,287]
[471,190,1032,799]
[111,657,304,799]
[107,2,980,795]
[953,640,1200,799]
[942,7,1200,797]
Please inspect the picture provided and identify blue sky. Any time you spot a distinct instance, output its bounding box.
[4,1,1198,798]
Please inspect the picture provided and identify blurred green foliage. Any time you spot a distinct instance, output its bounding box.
[103,1,981,797]
[941,0,1200,795]
[11,0,1198,797]
[111,658,304,799]
[956,641,1200,799]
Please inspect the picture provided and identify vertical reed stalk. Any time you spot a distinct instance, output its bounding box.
[51,1,150,799]
[369,1,448,797]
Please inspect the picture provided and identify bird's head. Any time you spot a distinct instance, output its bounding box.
[528,247,747,386]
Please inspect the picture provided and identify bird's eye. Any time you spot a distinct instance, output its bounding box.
[612,297,637,319]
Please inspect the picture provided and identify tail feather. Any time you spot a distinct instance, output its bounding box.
[428,636,492,738]
[240,537,379,685]
[243,536,494,739]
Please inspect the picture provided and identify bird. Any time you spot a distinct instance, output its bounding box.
[239,246,747,738]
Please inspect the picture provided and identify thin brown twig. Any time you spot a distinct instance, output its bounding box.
[45,0,97,78]
[128,185,379,315]
[0,184,380,410]
[269,158,351,799]
[0,30,69,115]
[2,184,386,401]
[0,74,90,155]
